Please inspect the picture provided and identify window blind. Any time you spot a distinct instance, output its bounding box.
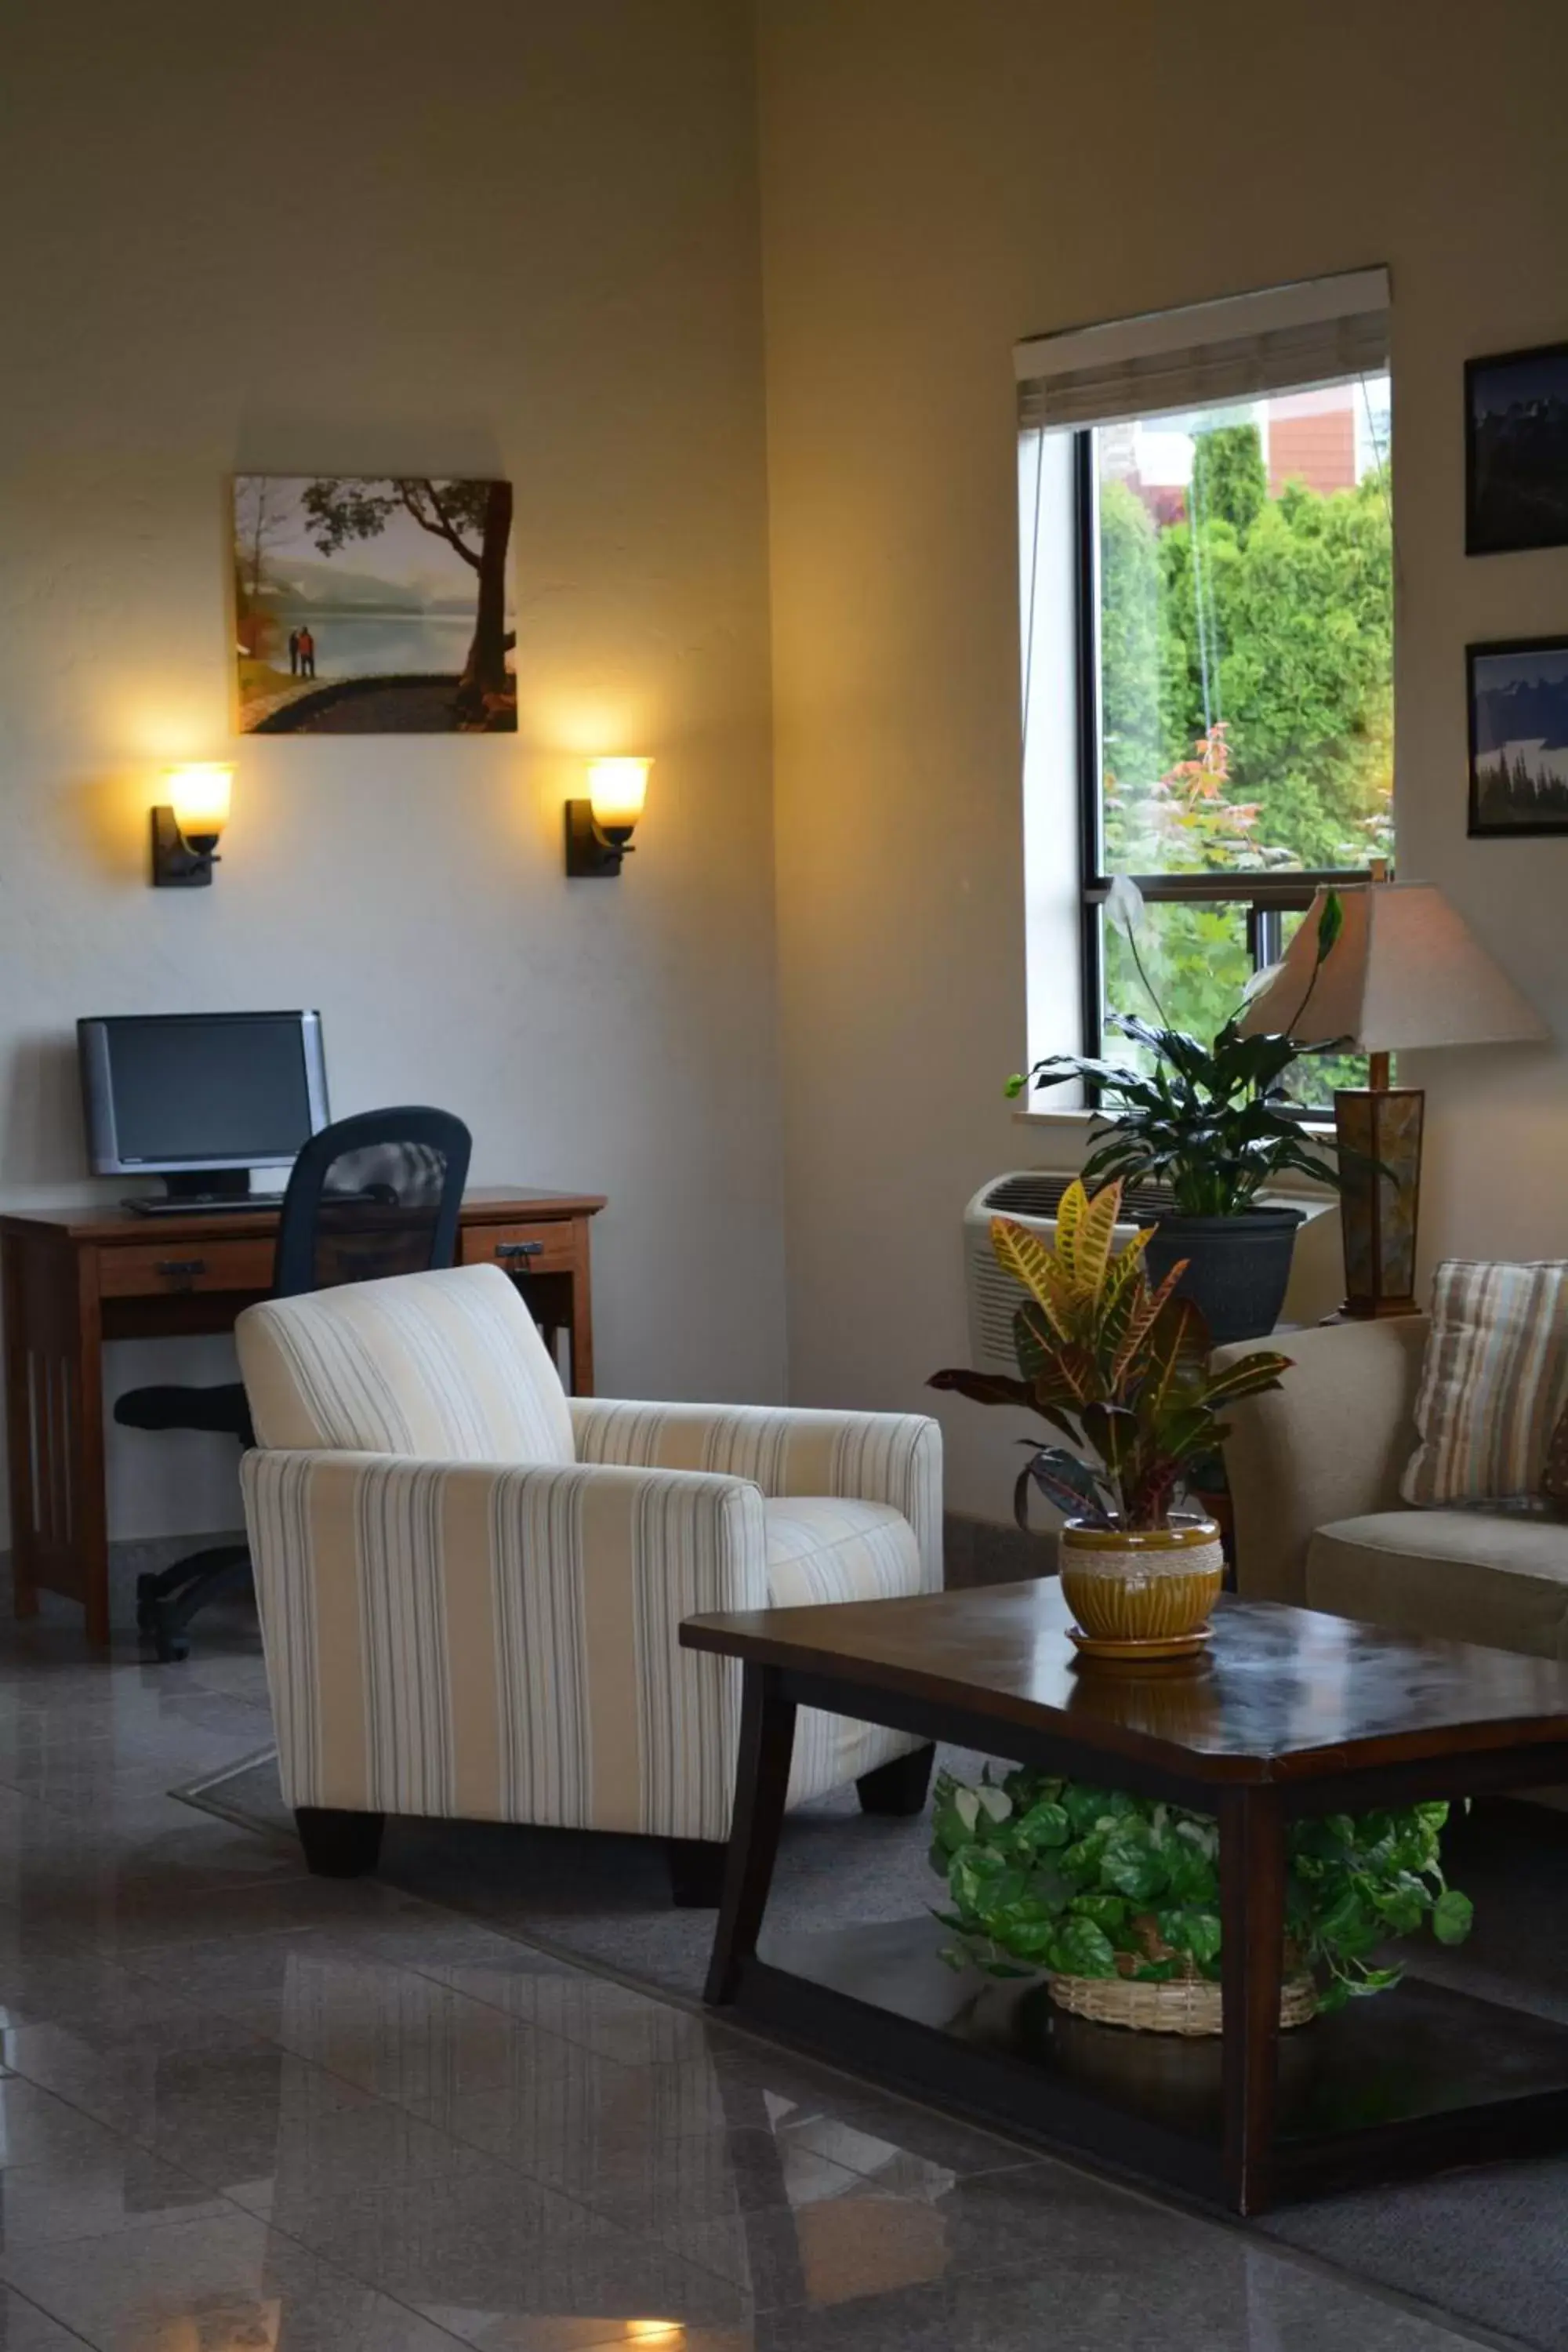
[1015,267,1390,432]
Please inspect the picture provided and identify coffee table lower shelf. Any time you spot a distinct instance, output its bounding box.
[740,1915,1568,2210]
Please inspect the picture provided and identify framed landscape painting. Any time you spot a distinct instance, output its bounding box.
[1468,636,1568,837]
[1465,343,1568,555]
[232,477,515,733]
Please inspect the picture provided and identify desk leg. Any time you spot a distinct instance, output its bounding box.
[1218,1783,1287,2216]
[2,1236,109,1644]
[2,1237,37,1621]
[568,1226,594,1396]
[705,1664,797,2005]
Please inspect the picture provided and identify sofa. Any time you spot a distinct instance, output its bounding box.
[235,1261,943,1900]
[1219,1315,1568,1658]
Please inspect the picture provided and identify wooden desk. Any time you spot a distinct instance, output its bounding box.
[1,1186,604,1644]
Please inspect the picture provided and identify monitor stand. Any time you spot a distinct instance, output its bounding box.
[122,1170,285,1217]
[163,1170,253,1203]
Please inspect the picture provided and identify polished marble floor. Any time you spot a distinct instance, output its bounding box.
[0,1598,1502,2352]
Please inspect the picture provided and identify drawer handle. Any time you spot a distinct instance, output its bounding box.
[156,1258,206,1280]
[495,1241,544,1263]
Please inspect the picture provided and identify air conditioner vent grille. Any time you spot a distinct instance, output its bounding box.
[982,1173,1177,1221]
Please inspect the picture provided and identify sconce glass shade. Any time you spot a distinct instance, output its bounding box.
[167,764,233,842]
[586,757,650,836]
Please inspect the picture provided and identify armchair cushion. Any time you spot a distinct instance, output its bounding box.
[764,1498,924,1610]
[1308,1506,1568,1661]
[237,1262,573,1465]
[570,1399,942,1588]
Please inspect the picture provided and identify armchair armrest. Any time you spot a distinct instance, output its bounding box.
[1218,1316,1428,1605]
[241,1448,767,1839]
[569,1399,943,1587]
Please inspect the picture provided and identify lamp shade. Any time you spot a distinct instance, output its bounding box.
[167,764,232,841]
[586,757,650,833]
[1237,881,1545,1053]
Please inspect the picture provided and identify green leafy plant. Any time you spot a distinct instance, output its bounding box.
[931,1178,1290,1531]
[1005,883,1348,1217]
[930,1765,1473,2013]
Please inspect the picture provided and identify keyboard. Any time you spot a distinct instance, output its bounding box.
[123,1193,286,1217]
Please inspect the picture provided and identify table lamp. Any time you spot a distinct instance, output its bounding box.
[1238,875,1544,1317]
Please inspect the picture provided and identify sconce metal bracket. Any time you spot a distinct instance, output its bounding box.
[564,799,633,879]
[151,806,218,887]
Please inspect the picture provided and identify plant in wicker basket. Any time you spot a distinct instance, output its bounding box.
[931,1766,1474,2032]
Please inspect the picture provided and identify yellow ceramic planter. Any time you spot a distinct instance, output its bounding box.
[1059,1517,1224,1646]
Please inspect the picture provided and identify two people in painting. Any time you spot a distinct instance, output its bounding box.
[287,626,318,680]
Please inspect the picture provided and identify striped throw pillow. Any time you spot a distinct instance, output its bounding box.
[1402,1261,1568,1507]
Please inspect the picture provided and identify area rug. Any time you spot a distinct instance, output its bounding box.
[176,1748,1568,2352]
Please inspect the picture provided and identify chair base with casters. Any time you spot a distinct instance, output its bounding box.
[135,1542,252,1664]
[237,1260,946,1906]
[116,1381,253,1661]
[112,1108,472,1660]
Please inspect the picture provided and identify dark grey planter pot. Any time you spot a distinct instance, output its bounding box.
[1145,1207,1305,1346]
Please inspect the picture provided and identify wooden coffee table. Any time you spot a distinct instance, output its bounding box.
[681,1580,1568,2215]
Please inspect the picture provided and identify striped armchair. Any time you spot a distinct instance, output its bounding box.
[235,1263,942,1901]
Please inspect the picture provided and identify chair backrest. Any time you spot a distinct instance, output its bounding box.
[236,1262,575,1464]
[271,1106,471,1300]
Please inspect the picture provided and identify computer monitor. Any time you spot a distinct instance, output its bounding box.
[77,1011,329,1203]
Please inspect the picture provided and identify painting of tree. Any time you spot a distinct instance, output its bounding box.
[230,475,515,734]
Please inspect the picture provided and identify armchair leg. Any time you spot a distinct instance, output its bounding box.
[296,1807,385,1878]
[667,1838,728,1907]
[857,1744,936,1817]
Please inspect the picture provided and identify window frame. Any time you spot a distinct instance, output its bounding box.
[1070,426,1377,1073]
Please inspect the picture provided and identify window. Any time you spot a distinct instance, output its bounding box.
[1017,274,1392,1109]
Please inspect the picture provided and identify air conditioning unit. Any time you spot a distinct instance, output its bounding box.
[964,1171,1176,1375]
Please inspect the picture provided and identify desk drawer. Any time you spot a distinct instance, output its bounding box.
[462,1221,577,1277]
[97,1239,276,1299]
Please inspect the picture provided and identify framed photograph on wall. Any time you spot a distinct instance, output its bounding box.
[1465,342,1568,555]
[232,477,516,734]
[1468,635,1568,837]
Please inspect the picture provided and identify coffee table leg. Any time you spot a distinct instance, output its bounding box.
[1218,1783,1287,2215]
[705,1664,797,2005]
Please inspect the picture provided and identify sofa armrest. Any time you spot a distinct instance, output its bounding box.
[241,1449,766,1838]
[569,1399,943,1588]
[1217,1316,1428,1605]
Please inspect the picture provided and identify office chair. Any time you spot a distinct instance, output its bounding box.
[118,1106,472,1661]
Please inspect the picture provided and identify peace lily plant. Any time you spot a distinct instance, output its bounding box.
[1003,880,1352,1343]
[1006,877,1347,1214]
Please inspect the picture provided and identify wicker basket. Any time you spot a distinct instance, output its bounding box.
[1049,1965,1317,2037]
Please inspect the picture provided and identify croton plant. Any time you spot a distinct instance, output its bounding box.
[930,1178,1291,1534]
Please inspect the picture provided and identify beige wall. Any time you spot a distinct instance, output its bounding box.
[756,0,1568,1518]
[0,0,784,1541]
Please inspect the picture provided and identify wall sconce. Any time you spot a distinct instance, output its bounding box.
[565,757,651,878]
[152,764,233,888]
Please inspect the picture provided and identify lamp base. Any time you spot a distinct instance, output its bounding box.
[564,800,633,878]
[151,807,216,887]
[1334,1083,1424,1320]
